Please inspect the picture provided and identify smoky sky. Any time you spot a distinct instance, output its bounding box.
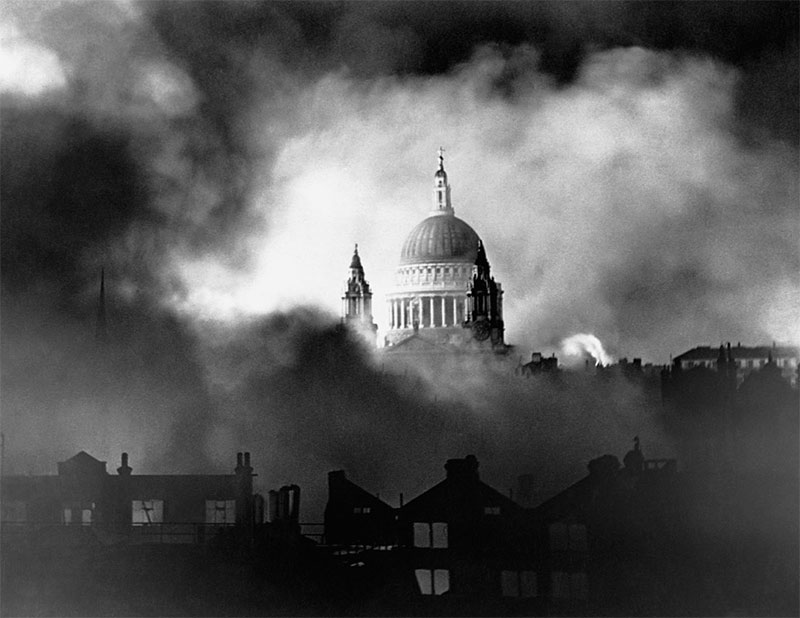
[1,1,798,515]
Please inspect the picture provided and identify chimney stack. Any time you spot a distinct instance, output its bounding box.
[117,452,132,476]
[445,455,480,481]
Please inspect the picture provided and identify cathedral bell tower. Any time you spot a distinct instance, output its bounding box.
[342,244,378,346]
[464,240,505,346]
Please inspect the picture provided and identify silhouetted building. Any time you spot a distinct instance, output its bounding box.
[323,456,543,613]
[531,440,678,614]
[517,352,559,376]
[1,451,257,546]
[324,470,396,548]
[672,343,798,387]
[398,456,536,604]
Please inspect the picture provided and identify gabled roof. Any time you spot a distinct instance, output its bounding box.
[401,475,522,519]
[400,457,523,518]
[326,471,394,514]
[61,451,104,465]
[57,451,108,476]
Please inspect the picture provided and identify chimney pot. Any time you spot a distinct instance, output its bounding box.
[244,452,251,467]
[117,452,132,476]
[445,455,480,480]
[237,452,243,467]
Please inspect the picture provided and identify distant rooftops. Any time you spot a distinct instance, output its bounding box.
[674,344,799,362]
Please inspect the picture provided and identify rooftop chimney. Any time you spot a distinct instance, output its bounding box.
[328,470,346,490]
[445,455,480,481]
[117,452,132,476]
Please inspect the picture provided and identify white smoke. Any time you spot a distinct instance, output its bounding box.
[561,333,615,366]
[167,45,799,364]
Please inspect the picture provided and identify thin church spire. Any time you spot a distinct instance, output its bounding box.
[96,267,108,342]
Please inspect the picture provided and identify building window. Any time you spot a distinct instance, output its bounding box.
[747,360,753,368]
[62,504,93,525]
[132,499,164,525]
[415,569,450,595]
[552,571,588,600]
[501,570,537,597]
[353,506,372,514]
[413,522,448,548]
[205,500,235,525]
[484,506,501,515]
[549,522,588,551]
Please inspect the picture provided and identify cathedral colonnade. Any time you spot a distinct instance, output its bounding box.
[387,294,468,329]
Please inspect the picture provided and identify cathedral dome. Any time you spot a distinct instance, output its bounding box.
[399,214,481,265]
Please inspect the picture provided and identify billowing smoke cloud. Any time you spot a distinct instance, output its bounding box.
[1,2,797,517]
[181,44,797,361]
[561,334,615,366]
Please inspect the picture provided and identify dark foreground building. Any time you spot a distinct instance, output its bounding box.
[0,451,335,616]
[2,451,259,547]
[323,445,798,616]
[3,446,796,616]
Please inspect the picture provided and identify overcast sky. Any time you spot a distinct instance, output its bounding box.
[1,2,798,493]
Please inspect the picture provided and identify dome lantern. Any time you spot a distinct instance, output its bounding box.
[432,146,453,216]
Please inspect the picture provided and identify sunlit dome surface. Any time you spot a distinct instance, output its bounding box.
[399,214,481,265]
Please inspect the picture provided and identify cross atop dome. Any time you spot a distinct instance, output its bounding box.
[437,146,445,170]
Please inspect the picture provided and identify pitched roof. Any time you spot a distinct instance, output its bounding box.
[61,451,105,466]
[402,477,521,517]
